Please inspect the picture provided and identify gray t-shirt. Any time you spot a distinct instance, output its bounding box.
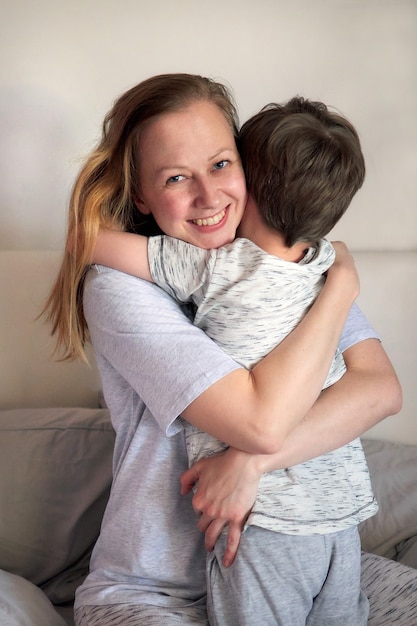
[75,263,379,609]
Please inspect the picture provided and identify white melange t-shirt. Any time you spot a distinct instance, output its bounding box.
[148,236,377,535]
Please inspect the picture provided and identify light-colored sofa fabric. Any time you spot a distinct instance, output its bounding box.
[0,249,416,624]
[0,406,416,625]
[0,408,114,625]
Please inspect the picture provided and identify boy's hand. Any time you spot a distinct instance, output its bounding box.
[328,240,360,301]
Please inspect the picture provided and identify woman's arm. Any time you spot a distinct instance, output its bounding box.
[93,235,360,454]
[181,337,402,565]
[182,242,359,453]
[257,338,402,468]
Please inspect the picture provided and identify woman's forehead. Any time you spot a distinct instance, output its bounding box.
[139,101,237,165]
[145,100,233,137]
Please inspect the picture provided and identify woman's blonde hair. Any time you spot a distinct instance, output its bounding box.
[43,73,239,361]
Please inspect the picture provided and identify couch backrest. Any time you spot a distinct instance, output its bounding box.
[0,249,416,443]
[0,250,101,409]
[353,251,417,444]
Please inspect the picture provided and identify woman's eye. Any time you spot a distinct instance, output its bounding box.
[166,174,185,184]
[213,159,229,170]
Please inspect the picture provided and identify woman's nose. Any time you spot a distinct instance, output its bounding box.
[194,177,220,209]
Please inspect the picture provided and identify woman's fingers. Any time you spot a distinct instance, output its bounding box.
[180,465,199,495]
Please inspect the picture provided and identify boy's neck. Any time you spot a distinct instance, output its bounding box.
[238,196,312,263]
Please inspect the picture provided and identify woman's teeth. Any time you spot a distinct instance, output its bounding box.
[192,209,226,227]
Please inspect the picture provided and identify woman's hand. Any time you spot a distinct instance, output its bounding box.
[180,447,261,566]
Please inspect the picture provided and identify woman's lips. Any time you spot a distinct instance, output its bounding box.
[191,208,227,227]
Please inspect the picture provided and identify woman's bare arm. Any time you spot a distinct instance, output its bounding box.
[256,338,402,468]
[181,337,402,565]
[94,234,361,454]
[182,242,359,453]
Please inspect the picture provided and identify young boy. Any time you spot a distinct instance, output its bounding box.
[92,97,375,624]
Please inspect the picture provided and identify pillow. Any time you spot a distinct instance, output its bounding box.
[396,534,417,569]
[0,569,67,626]
[0,407,114,604]
[361,552,417,622]
[360,438,417,565]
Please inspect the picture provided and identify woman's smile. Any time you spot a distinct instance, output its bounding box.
[190,207,227,228]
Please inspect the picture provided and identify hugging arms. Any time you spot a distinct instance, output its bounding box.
[43,73,402,625]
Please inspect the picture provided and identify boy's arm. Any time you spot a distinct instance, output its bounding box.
[92,229,153,282]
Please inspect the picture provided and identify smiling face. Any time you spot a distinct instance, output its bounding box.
[135,100,247,249]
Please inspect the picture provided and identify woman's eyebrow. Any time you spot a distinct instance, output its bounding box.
[155,148,236,175]
[210,147,236,159]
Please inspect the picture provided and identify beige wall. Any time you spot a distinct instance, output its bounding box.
[1,0,416,251]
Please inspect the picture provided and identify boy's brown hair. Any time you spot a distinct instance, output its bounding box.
[238,97,365,246]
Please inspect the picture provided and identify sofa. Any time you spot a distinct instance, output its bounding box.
[0,250,416,625]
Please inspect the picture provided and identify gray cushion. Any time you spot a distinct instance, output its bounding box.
[360,438,417,566]
[0,408,114,604]
[0,568,67,626]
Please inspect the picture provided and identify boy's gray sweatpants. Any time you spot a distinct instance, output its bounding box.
[207,525,369,626]
[74,551,417,625]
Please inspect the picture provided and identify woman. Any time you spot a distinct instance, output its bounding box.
[44,74,402,625]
